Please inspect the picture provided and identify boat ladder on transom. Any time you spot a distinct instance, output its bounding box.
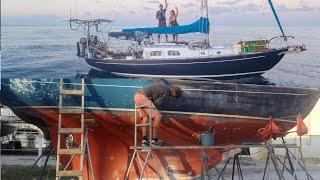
[55,79,95,180]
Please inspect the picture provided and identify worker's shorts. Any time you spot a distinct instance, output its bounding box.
[134,92,161,119]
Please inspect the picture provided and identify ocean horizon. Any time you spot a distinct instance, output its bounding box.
[1,25,320,88]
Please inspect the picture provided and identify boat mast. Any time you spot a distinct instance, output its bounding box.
[86,22,91,58]
[200,0,210,46]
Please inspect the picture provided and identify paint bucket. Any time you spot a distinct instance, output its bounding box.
[200,133,215,146]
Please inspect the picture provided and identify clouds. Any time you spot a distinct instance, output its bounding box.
[278,4,314,12]
[1,0,320,26]
[95,0,103,4]
[215,0,245,6]
[209,0,317,16]
[146,0,161,4]
[129,10,137,15]
[181,3,196,8]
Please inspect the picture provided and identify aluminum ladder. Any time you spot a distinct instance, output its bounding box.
[56,79,85,180]
[125,103,161,180]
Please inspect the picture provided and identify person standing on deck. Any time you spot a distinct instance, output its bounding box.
[169,7,179,42]
[134,80,182,146]
[156,0,168,43]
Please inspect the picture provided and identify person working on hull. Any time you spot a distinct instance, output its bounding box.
[156,0,168,43]
[169,7,179,42]
[134,80,182,146]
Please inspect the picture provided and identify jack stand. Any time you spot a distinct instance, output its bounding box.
[201,149,227,180]
[201,149,211,180]
[21,143,52,180]
[231,154,243,180]
[214,153,243,180]
[262,138,314,180]
[39,145,53,180]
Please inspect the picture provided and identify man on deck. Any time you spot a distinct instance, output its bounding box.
[134,80,182,146]
[156,0,168,43]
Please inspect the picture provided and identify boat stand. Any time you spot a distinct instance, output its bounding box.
[213,137,313,180]
[127,140,313,179]
[125,104,313,179]
[20,143,53,180]
[261,137,313,180]
[200,149,228,180]
[222,154,243,180]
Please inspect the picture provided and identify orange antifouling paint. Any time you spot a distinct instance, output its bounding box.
[257,117,283,141]
[297,114,308,136]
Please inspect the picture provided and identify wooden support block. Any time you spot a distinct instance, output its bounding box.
[60,108,84,114]
[57,148,83,155]
[56,170,83,177]
[58,128,83,134]
[61,90,84,95]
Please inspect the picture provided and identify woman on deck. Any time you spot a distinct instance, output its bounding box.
[169,7,179,42]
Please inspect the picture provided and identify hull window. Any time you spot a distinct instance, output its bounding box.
[150,51,163,56]
[168,50,181,56]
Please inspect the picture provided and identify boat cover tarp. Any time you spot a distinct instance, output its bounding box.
[297,114,308,136]
[121,17,210,35]
[257,117,284,141]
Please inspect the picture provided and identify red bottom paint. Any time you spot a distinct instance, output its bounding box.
[17,107,296,179]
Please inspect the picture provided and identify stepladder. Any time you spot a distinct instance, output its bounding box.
[55,79,95,180]
[125,103,161,180]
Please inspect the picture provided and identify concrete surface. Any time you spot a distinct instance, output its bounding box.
[1,155,319,179]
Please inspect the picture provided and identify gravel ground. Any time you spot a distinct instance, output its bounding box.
[1,155,319,179]
[201,157,320,180]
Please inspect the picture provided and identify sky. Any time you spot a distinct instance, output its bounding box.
[1,0,320,26]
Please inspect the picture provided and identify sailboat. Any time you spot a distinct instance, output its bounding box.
[71,0,305,79]
[1,78,319,179]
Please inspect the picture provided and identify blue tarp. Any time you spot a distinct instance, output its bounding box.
[122,17,210,35]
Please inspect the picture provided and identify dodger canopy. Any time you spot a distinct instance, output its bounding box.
[108,17,210,40]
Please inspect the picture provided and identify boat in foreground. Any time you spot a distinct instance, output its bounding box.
[1,78,319,179]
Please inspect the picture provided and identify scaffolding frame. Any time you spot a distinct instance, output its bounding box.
[125,103,314,180]
[125,103,162,180]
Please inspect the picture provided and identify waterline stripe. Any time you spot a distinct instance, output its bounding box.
[11,106,296,123]
[112,71,267,78]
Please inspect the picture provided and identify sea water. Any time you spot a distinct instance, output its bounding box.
[1,25,320,88]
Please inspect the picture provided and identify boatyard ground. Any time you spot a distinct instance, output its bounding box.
[1,155,320,179]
